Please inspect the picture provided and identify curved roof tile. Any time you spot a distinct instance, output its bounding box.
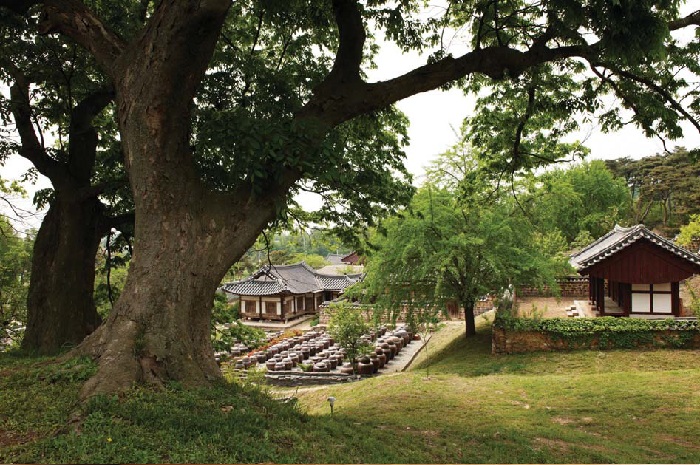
[222,262,363,296]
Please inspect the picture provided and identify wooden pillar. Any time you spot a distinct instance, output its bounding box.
[672,282,680,316]
[597,277,606,314]
[258,296,262,319]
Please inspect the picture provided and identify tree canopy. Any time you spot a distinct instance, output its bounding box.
[605,148,700,235]
[359,150,566,337]
[524,160,632,244]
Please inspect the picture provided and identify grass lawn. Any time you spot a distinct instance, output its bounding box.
[2,315,700,463]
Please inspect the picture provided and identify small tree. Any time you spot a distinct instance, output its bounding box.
[676,215,700,249]
[327,302,371,374]
[413,307,441,379]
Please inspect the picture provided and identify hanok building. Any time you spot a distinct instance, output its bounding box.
[221,262,363,322]
[570,225,700,317]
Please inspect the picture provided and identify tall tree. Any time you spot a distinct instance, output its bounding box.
[606,148,700,234]
[0,0,698,396]
[525,161,632,243]
[359,174,563,337]
[0,9,133,353]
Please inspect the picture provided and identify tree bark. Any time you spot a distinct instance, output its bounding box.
[76,184,279,397]
[463,298,477,338]
[22,193,104,353]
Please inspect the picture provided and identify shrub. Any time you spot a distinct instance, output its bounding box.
[212,321,266,352]
[494,315,699,349]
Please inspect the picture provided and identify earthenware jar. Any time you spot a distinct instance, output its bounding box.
[369,354,380,373]
[313,362,330,372]
[358,356,373,375]
[380,343,393,360]
[339,362,355,375]
[327,356,338,370]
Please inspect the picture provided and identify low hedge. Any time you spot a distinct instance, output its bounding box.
[493,315,700,349]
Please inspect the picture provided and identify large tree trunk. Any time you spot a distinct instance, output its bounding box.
[76,186,277,397]
[21,193,103,354]
[463,298,477,338]
[72,2,291,398]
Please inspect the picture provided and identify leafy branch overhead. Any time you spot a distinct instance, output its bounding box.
[4,0,699,205]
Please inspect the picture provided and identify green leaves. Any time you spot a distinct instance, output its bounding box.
[359,148,563,333]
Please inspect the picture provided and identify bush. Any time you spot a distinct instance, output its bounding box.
[212,321,266,352]
[494,315,700,349]
[212,293,239,324]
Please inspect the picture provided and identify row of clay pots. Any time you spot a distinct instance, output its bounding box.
[335,325,413,376]
[233,325,413,373]
[236,329,344,372]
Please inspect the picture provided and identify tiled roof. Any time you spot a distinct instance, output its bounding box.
[221,279,283,296]
[316,273,363,291]
[222,262,363,297]
[570,224,700,270]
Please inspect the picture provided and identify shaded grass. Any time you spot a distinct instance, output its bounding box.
[1,315,700,463]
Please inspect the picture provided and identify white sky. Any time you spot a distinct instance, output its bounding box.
[3,4,700,230]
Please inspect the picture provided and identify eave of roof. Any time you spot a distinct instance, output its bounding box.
[570,224,700,271]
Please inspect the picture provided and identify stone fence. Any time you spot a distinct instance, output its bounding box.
[319,297,495,325]
[516,276,589,298]
[492,326,700,354]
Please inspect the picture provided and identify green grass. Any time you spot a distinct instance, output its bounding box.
[2,316,700,463]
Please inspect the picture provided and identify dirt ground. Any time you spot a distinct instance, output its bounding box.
[514,297,578,318]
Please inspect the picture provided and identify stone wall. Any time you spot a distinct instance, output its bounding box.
[492,326,700,354]
[319,298,495,325]
[265,371,360,386]
[517,276,589,298]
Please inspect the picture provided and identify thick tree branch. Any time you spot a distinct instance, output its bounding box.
[68,88,115,183]
[302,44,590,127]
[78,178,128,200]
[308,0,366,107]
[70,89,114,133]
[6,64,69,184]
[669,10,700,30]
[327,0,365,84]
[38,0,126,73]
[99,211,135,235]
